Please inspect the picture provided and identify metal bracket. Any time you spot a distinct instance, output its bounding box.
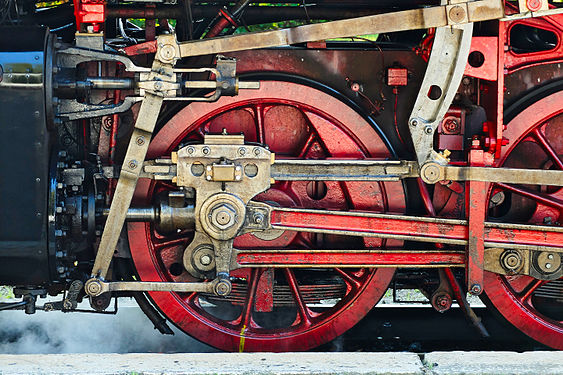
[84,278,216,296]
[89,36,178,287]
[409,24,474,166]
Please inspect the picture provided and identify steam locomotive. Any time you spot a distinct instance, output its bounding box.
[0,0,561,351]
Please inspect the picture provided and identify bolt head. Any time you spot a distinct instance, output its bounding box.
[210,203,237,230]
[159,44,176,62]
[470,284,482,295]
[200,254,212,266]
[214,279,232,296]
[85,279,103,296]
[253,212,265,224]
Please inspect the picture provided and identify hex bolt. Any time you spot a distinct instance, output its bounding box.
[253,147,261,156]
[470,284,482,295]
[253,213,265,225]
[424,125,434,135]
[202,146,210,155]
[187,146,195,154]
[128,160,138,170]
[238,147,246,156]
[136,136,145,146]
[410,119,418,127]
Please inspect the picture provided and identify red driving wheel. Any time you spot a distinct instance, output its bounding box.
[128,81,406,351]
[485,90,563,349]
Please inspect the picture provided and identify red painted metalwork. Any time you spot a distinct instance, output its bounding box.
[484,90,563,349]
[236,250,466,267]
[128,81,405,352]
[268,208,563,249]
[504,13,563,72]
[386,67,409,86]
[205,8,239,38]
[464,37,498,81]
[466,147,487,294]
[73,0,105,33]
[122,40,158,56]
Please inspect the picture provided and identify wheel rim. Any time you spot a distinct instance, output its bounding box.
[485,90,563,349]
[129,81,406,351]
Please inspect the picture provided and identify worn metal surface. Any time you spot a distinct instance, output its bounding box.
[90,44,176,282]
[409,24,474,165]
[271,160,418,181]
[256,203,563,250]
[234,250,466,268]
[85,278,215,296]
[172,0,503,58]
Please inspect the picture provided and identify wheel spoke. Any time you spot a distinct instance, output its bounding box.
[297,132,316,158]
[334,268,362,292]
[517,278,547,304]
[496,182,563,210]
[532,128,563,170]
[283,269,313,326]
[253,104,266,144]
[238,268,262,328]
[152,235,190,250]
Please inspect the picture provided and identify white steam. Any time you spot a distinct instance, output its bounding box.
[0,299,218,354]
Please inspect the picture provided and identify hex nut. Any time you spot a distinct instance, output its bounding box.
[210,203,237,230]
